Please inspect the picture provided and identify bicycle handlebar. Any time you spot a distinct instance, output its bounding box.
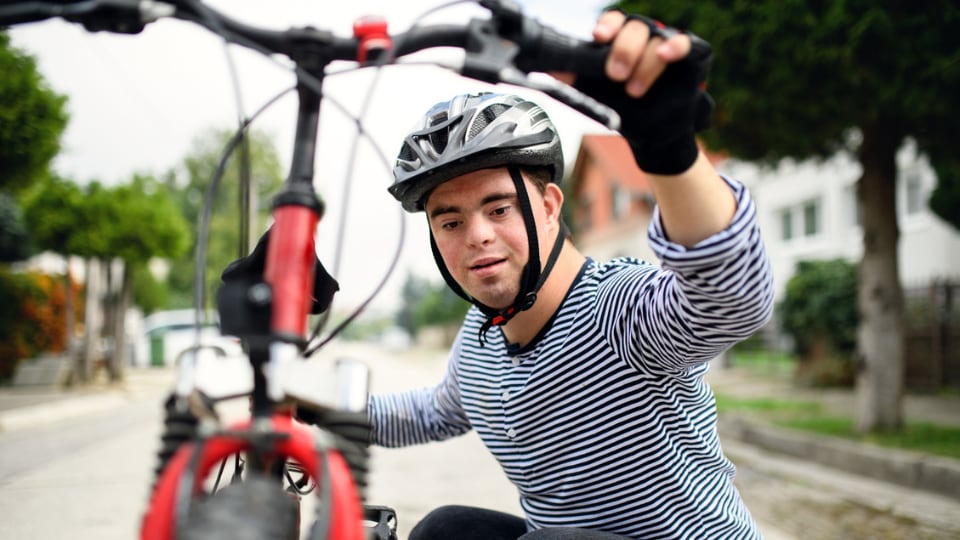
[0,0,621,129]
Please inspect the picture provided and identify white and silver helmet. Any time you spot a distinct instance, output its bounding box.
[389,92,564,212]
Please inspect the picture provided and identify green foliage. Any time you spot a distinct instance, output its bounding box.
[780,417,960,460]
[101,174,191,264]
[21,175,88,256]
[20,173,189,319]
[779,258,858,361]
[615,1,960,166]
[163,128,286,310]
[132,262,169,315]
[0,269,71,381]
[926,142,960,230]
[395,273,470,337]
[0,191,32,262]
[0,32,68,193]
[21,174,189,262]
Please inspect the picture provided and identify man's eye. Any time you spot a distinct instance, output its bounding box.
[440,220,460,231]
[491,205,511,217]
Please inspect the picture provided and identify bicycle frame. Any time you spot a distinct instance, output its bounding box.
[0,2,625,538]
[139,70,362,539]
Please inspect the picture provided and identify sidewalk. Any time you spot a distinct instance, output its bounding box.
[0,366,175,433]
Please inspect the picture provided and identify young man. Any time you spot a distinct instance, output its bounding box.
[372,10,774,540]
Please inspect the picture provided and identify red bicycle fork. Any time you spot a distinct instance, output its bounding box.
[140,414,364,540]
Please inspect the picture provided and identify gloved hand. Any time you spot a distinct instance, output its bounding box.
[574,11,714,175]
[221,228,339,315]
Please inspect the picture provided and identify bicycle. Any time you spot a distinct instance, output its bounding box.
[1,1,623,538]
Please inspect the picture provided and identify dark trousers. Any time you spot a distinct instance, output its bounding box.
[408,505,633,540]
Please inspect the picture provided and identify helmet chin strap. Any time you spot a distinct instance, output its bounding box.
[428,166,567,347]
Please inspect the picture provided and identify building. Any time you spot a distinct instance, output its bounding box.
[569,134,960,300]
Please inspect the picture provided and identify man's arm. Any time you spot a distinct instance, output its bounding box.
[648,152,736,247]
[592,10,734,246]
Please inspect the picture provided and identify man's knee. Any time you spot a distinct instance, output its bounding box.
[519,528,632,540]
[408,505,525,540]
[408,505,484,540]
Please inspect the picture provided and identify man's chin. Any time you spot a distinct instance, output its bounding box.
[462,288,513,311]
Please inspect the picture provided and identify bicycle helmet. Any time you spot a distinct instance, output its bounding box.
[389,92,563,212]
[388,92,569,345]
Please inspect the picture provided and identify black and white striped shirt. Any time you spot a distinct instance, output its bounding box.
[370,176,774,539]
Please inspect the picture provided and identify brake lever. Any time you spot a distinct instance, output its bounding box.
[498,68,621,131]
[458,17,620,130]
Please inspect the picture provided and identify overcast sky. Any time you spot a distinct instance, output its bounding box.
[9,0,612,313]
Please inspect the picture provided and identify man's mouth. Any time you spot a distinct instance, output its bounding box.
[470,258,505,271]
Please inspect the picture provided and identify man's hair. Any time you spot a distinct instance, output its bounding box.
[521,166,552,194]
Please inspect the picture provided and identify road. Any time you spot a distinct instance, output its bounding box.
[1,342,959,539]
[0,394,164,539]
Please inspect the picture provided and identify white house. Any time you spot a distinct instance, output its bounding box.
[720,139,960,300]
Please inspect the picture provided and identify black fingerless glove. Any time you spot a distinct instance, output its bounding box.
[574,13,714,175]
[221,228,339,315]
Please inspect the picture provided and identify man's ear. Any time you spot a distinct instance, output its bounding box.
[543,183,564,226]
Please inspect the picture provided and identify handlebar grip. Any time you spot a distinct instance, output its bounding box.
[514,21,609,78]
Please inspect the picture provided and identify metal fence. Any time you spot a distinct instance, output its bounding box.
[904,279,960,391]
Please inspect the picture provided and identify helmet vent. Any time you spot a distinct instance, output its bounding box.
[469,103,510,139]
[427,112,449,154]
[398,142,415,162]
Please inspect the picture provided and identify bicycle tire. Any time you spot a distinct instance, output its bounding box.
[180,473,300,540]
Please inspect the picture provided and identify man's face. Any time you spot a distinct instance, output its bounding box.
[425,168,557,311]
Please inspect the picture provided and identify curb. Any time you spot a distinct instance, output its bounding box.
[719,415,960,501]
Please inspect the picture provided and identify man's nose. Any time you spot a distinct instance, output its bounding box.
[465,216,495,247]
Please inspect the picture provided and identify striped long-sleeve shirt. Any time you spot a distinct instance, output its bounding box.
[369,176,775,539]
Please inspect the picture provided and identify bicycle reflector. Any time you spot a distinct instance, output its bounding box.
[353,15,391,64]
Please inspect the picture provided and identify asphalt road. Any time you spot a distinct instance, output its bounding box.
[2,342,958,539]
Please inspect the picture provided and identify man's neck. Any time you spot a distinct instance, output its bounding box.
[501,241,585,348]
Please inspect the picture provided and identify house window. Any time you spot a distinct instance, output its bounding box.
[803,199,821,237]
[780,208,793,241]
[904,172,924,215]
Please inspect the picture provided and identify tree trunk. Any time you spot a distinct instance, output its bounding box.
[80,257,100,384]
[63,262,75,360]
[854,125,905,433]
[109,262,132,382]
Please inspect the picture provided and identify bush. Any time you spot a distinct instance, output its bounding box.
[779,259,858,386]
[0,268,75,381]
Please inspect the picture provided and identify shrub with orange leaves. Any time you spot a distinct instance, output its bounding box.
[0,268,78,381]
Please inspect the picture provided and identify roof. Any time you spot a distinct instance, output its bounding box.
[573,134,651,193]
[569,133,728,194]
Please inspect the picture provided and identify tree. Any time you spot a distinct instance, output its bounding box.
[20,175,87,378]
[0,192,32,262]
[927,142,960,231]
[22,174,190,381]
[163,128,285,311]
[396,272,470,344]
[617,0,959,432]
[0,31,68,194]
[95,175,191,379]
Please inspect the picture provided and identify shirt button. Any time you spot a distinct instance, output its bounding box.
[501,390,511,401]
[511,358,520,366]
[506,428,517,438]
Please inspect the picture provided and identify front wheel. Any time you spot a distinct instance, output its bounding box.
[180,473,300,540]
